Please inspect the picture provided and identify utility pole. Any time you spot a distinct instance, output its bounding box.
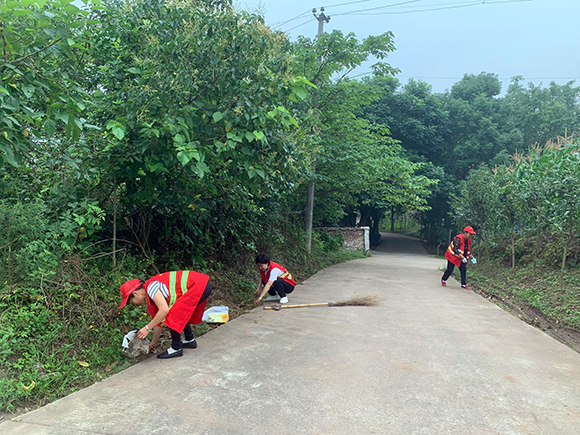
[312,7,330,37]
[305,7,330,254]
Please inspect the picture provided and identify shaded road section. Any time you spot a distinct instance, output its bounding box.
[2,233,580,434]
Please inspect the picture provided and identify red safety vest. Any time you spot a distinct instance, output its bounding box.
[445,234,471,267]
[145,271,210,332]
[260,261,296,286]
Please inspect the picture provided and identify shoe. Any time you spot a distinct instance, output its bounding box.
[182,338,197,349]
[441,281,447,287]
[157,347,183,359]
[461,285,471,290]
[279,297,289,304]
[265,295,279,302]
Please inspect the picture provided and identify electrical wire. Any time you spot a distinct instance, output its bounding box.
[283,17,317,33]
[278,0,532,35]
[345,1,482,15]
[271,1,370,29]
[330,0,422,16]
[320,0,371,8]
[271,10,312,29]
[338,0,471,12]
[484,0,533,4]
[337,0,532,16]
[275,0,530,32]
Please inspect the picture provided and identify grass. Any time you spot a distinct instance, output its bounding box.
[465,262,580,331]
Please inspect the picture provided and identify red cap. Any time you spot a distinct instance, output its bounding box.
[463,226,476,235]
[119,279,142,309]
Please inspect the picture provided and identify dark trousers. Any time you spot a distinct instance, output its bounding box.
[442,261,467,286]
[264,278,295,298]
[170,280,212,350]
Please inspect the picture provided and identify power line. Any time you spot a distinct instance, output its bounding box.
[271,10,312,29]
[346,2,486,15]
[277,0,420,28]
[284,17,317,33]
[277,0,531,32]
[336,0,532,16]
[321,0,371,7]
[331,0,422,16]
[271,0,370,29]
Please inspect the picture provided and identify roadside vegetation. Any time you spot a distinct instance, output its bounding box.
[455,135,580,340]
[469,264,580,332]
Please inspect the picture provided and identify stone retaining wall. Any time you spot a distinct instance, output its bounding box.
[318,227,370,252]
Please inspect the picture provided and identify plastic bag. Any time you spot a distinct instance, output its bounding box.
[121,330,150,358]
[202,306,229,323]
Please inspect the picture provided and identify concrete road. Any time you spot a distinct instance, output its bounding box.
[2,233,580,434]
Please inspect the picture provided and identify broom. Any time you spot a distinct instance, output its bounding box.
[263,295,380,311]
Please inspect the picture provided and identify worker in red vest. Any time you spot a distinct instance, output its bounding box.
[119,271,212,359]
[255,253,296,304]
[441,226,476,289]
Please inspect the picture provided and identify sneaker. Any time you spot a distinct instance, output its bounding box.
[441,281,447,287]
[461,285,471,290]
[265,295,279,302]
[182,338,197,349]
[157,347,183,359]
[279,296,289,304]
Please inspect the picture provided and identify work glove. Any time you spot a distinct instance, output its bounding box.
[462,257,468,263]
[471,257,477,264]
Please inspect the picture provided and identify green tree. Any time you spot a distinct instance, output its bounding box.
[505,77,580,146]
[0,0,95,167]
[289,30,435,241]
[85,0,308,259]
[361,77,449,164]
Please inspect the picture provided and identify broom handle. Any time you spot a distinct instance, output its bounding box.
[263,303,330,310]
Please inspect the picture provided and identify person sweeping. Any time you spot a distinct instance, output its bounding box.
[441,226,476,289]
[119,270,212,359]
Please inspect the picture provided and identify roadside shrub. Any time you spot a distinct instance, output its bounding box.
[0,200,60,286]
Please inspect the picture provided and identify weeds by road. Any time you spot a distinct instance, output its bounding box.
[463,262,580,353]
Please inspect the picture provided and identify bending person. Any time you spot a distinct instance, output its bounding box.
[119,270,212,359]
[255,253,295,304]
[441,226,476,289]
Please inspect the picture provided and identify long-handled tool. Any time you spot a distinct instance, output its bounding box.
[264,295,379,311]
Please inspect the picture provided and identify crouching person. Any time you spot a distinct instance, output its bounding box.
[119,270,212,359]
[255,253,296,304]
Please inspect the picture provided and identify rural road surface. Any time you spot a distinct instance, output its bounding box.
[2,233,580,434]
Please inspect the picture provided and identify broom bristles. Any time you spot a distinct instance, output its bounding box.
[329,295,380,307]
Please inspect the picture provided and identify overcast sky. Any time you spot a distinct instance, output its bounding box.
[235,0,580,94]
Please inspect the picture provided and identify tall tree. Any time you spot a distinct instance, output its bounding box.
[290,29,399,250]
[85,0,307,258]
[288,30,435,241]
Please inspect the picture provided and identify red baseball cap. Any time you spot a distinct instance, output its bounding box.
[119,279,142,309]
[463,226,476,235]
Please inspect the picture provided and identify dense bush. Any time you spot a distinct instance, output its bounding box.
[455,135,580,282]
